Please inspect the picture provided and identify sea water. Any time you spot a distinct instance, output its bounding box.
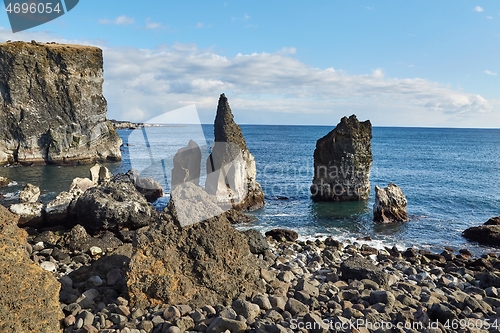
[1,125,499,255]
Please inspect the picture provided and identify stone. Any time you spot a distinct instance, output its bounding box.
[232,299,261,320]
[0,176,9,187]
[126,202,265,308]
[0,42,121,165]
[463,223,500,247]
[340,255,390,288]
[19,183,40,203]
[225,208,255,224]
[172,139,202,189]
[45,190,77,225]
[265,228,298,242]
[205,93,265,211]
[253,294,272,311]
[429,303,457,323]
[163,306,182,321]
[485,216,500,225]
[243,229,269,254]
[310,115,372,201]
[9,202,44,227]
[0,205,63,332]
[369,290,395,307]
[303,312,329,333]
[206,317,247,333]
[40,261,56,272]
[174,316,195,332]
[89,162,112,184]
[373,183,409,223]
[70,177,96,193]
[75,180,157,234]
[285,298,309,316]
[112,169,163,202]
[57,224,123,253]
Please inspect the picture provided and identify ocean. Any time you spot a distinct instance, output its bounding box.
[1,125,499,255]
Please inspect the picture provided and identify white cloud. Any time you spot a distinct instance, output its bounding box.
[365,6,374,10]
[99,16,135,26]
[484,70,497,76]
[486,16,493,19]
[474,6,484,12]
[196,22,204,28]
[145,18,166,30]
[372,68,384,79]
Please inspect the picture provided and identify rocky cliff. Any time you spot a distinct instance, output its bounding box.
[205,94,265,211]
[311,115,372,201]
[0,41,121,165]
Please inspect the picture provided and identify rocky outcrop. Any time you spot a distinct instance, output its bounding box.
[112,169,163,203]
[310,115,372,201]
[205,94,264,211]
[19,183,40,203]
[127,184,265,308]
[75,180,157,235]
[9,183,44,227]
[0,205,63,332]
[463,217,500,246]
[265,228,299,242]
[89,162,112,184]
[0,41,121,165]
[373,183,409,223]
[172,140,202,190]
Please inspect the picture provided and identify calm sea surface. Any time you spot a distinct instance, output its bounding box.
[1,125,499,255]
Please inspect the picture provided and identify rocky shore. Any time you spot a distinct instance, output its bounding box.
[22,220,500,333]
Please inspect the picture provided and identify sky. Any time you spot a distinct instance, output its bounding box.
[0,0,499,127]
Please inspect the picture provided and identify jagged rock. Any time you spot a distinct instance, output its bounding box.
[89,162,112,184]
[243,229,269,254]
[225,208,255,224]
[373,183,409,223]
[340,255,390,288]
[127,184,265,308]
[310,115,372,201]
[19,183,40,203]
[265,228,299,242]
[45,191,77,225]
[463,217,500,247]
[75,180,157,234]
[9,202,44,227]
[70,177,96,193]
[0,176,9,187]
[205,93,264,211]
[57,224,123,253]
[0,41,122,165]
[172,139,202,190]
[0,205,63,332]
[113,169,163,202]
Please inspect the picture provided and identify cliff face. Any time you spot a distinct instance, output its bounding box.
[0,41,121,165]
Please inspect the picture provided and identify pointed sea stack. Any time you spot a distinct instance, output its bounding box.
[0,41,121,165]
[311,115,372,201]
[205,94,264,211]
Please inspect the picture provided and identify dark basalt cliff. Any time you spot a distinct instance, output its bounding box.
[0,41,121,165]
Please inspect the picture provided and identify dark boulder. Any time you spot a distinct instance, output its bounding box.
[265,228,299,242]
[113,169,163,203]
[311,115,372,201]
[172,139,202,190]
[463,217,500,247]
[243,229,269,254]
[75,180,157,234]
[340,255,390,288]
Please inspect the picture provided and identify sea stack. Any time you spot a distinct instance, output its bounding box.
[311,115,372,201]
[373,183,409,223]
[205,94,265,211]
[0,41,122,165]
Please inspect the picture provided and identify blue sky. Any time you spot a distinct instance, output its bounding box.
[1,0,499,127]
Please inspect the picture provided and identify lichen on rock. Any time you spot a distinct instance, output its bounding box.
[0,41,121,165]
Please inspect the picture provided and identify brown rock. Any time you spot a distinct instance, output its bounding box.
[172,139,202,190]
[0,205,63,332]
[373,183,409,223]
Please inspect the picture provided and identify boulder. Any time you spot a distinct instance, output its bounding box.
[0,41,121,165]
[113,169,163,202]
[243,229,269,254]
[9,202,44,227]
[340,255,390,288]
[0,176,9,187]
[75,180,157,234]
[126,185,265,308]
[19,183,41,203]
[225,208,255,224]
[205,93,264,211]
[373,183,409,223]
[89,162,113,184]
[172,139,202,190]
[463,225,500,247]
[265,228,299,242]
[70,177,96,193]
[45,190,77,225]
[310,115,372,201]
[57,224,123,253]
[0,205,63,332]
[485,216,500,226]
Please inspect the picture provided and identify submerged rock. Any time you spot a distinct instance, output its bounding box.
[373,183,409,223]
[205,94,265,211]
[127,184,265,308]
[0,205,63,331]
[463,217,500,247]
[310,115,372,201]
[0,41,121,165]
